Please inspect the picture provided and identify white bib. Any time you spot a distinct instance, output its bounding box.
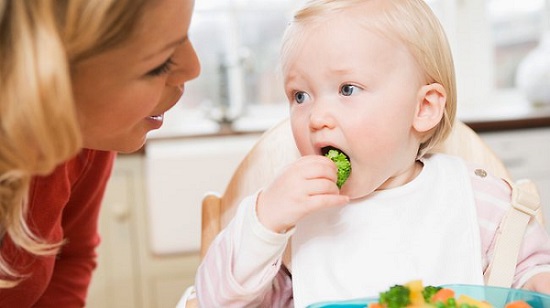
[291,154,484,308]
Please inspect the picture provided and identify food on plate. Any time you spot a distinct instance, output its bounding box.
[325,149,351,189]
[368,280,532,308]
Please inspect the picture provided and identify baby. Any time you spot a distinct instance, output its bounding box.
[195,0,550,307]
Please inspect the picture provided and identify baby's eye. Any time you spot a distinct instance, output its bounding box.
[340,84,358,96]
[294,91,309,104]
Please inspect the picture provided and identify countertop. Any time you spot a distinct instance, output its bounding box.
[466,113,550,132]
[458,94,550,132]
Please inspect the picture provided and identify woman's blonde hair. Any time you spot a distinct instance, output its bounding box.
[281,0,457,157]
[0,0,146,287]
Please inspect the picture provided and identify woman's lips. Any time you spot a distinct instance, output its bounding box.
[146,114,164,130]
[146,85,184,128]
[158,85,185,115]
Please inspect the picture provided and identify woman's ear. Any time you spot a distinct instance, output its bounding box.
[413,83,446,133]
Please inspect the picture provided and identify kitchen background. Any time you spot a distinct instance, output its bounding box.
[87,0,550,307]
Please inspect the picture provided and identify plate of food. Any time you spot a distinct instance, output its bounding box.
[307,280,550,308]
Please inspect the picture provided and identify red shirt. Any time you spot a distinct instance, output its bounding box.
[0,149,116,307]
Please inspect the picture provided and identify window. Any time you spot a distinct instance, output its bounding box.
[428,0,548,110]
[488,0,548,88]
[178,1,298,123]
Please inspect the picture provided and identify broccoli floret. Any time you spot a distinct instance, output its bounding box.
[422,285,442,303]
[325,149,351,189]
[378,284,411,308]
[445,297,457,307]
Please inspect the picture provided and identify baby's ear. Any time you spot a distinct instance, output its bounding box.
[413,83,446,133]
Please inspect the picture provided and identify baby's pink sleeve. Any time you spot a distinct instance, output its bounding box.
[195,193,293,306]
[470,166,550,287]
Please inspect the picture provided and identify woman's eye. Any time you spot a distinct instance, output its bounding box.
[340,84,358,96]
[147,58,174,77]
[294,91,309,104]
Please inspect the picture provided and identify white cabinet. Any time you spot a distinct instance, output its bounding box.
[144,134,260,254]
[88,155,202,307]
[87,156,143,307]
[479,127,550,232]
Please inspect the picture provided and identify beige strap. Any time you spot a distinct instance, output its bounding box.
[486,179,541,287]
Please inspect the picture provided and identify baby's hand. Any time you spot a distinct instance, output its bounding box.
[256,155,349,233]
[523,272,550,295]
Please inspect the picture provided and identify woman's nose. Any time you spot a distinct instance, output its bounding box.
[166,40,201,86]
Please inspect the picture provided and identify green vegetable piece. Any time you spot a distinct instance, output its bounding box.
[435,302,446,308]
[446,297,457,308]
[378,284,411,308]
[325,149,351,189]
[422,285,442,303]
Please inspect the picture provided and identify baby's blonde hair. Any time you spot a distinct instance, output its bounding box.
[281,0,456,157]
[0,0,146,287]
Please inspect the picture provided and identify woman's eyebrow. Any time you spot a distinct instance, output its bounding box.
[142,35,188,61]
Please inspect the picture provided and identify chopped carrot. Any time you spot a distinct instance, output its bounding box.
[505,300,533,308]
[368,303,384,308]
[430,288,455,304]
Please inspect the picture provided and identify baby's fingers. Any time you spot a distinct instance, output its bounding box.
[296,155,338,181]
[305,177,341,196]
[307,194,349,211]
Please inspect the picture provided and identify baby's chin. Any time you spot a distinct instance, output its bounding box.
[348,174,401,199]
[343,185,377,201]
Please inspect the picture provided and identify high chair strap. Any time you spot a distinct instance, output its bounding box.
[486,179,541,287]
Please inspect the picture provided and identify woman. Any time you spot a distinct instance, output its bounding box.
[0,0,200,306]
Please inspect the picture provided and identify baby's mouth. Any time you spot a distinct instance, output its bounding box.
[321,146,349,160]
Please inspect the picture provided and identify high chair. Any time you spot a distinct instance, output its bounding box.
[179,118,542,307]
